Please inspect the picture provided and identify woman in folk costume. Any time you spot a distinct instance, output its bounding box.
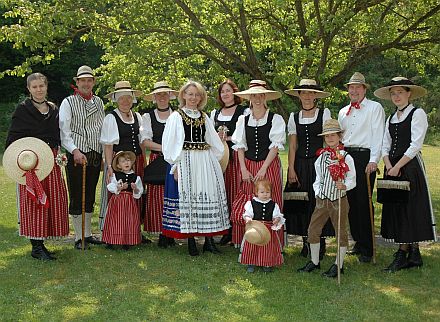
[231,80,286,247]
[99,81,147,235]
[102,151,143,249]
[374,77,437,272]
[161,80,230,256]
[284,79,334,259]
[4,72,69,260]
[142,81,178,248]
[210,79,248,245]
[240,179,285,273]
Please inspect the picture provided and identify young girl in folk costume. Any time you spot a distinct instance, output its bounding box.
[102,151,144,249]
[297,119,356,278]
[240,179,285,273]
[374,77,437,272]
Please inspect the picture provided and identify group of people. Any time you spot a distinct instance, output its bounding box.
[4,65,436,277]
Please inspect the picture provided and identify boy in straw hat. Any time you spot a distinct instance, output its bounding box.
[142,81,178,248]
[374,77,436,272]
[338,72,385,263]
[59,65,105,249]
[240,179,285,273]
[297,119,356,278]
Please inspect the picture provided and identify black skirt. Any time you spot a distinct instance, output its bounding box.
[284,156,335,237]
[380,153,436,243]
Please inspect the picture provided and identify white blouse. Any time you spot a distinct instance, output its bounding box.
[100,109,147,145]
[162,108,224,164]
[231,110,286,151]
[141,108,170,141]
[242,197,285,230]
[107,172,143,199]
[287,108,331,135]
[381,104,428,160]
[209,107,251,123]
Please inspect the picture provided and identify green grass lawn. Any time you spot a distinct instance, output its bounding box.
[0,146,439,321]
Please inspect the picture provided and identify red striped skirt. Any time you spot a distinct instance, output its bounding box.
[18,151,69,239]
[224,151,241,214]
[102,192,141,245]
[144,153,164,233]
[239,221,284,267]
[231,157,283,245]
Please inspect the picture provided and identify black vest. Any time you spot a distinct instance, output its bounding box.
[147,109,167,145]
[294,109,324,158]
[245,112,275,161]
[214,105,246,159]
[251,199,275,221]
[111,111,141,155]
[389,108,417,161]
[114,171,138,193]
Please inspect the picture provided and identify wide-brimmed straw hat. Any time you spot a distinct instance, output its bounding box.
[373,77,427,101]
[234,80,282,101]
[318,119,343,136]
[219,141,229,173]
[73,65,95,81]
[144,81,178,101]
[111,151,137,171]
[2,137,54,185]
[345,72,370,89]
[285,79,330,98]
[104,81,143,101]
[244,220,271,246]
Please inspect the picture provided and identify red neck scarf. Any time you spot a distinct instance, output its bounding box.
[316,144,349,181]
[71,84,93,101]
[346,101,361,116]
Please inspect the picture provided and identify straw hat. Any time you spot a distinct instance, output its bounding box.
[318,119,343,136]
[234,80,282,101]
[144,81,178,101]
[373,77,427,101]
[345,72,370,89]
[244,220,271,246]
[104,81,143,101]
[2,137,54,185]
[73,65,95,81]
[111,151,137,171]
[218,141,229,173]
[285,79,330,98]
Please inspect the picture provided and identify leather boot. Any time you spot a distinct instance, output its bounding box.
[188,237,199,256]
[41,242,56,260]
[158,234,168,248]
[167,237,176,247]
[203,237,221,254]
[319,238,326,260]
[384,249,409,272]
[300,237,309,258]
[407,245,423,268]
[219,228,232,245]
[30,240,54,261]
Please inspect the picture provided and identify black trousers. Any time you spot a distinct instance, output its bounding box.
[65,150,102,215]
[346,150,376,257]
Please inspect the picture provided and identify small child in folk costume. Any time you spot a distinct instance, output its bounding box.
[297,119,356,278]
[239,179,285,273]
[102,151,144,249]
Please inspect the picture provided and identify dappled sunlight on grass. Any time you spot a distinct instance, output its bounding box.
[62,293,99,320]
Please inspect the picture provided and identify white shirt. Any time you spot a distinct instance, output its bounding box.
[382,104,427,159]
[209,107,250,123]
[162,109,224,164]
[141,108,170,141]
[338,98,385,164]
[100,109,147,145]
[231,110,286,151]
[243,197,285,230]
[107,172,143,199]
[287,108,331,135]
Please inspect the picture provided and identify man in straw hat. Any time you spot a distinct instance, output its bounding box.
[374,77,436,272]
[59,65,105,249]
[297,119,356,277]
[338,72,385,263]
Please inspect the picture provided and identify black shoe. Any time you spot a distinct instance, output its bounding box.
[219,234,232,246]
[322,264,344,278]
[167,237,176,247]
[299,238,309,258]
[105,244,114,250]
[319,238,326,260]
[74,239,90,250]
[158,234,168,248]
[407,245,423,268]
[41,243,56,259]
[263,266,274,273]
[30,240,54,261]
[358,255,372,263]
[347,244,361,256]
[85,236,102,245]
[384,249,409,273]
[141,235,152,244]
[122,245,130,251]
[297,261,320,273]
[203,237,221,254]
[188,237,199,256]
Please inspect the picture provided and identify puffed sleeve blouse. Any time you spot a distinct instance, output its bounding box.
[100,109,147,145]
